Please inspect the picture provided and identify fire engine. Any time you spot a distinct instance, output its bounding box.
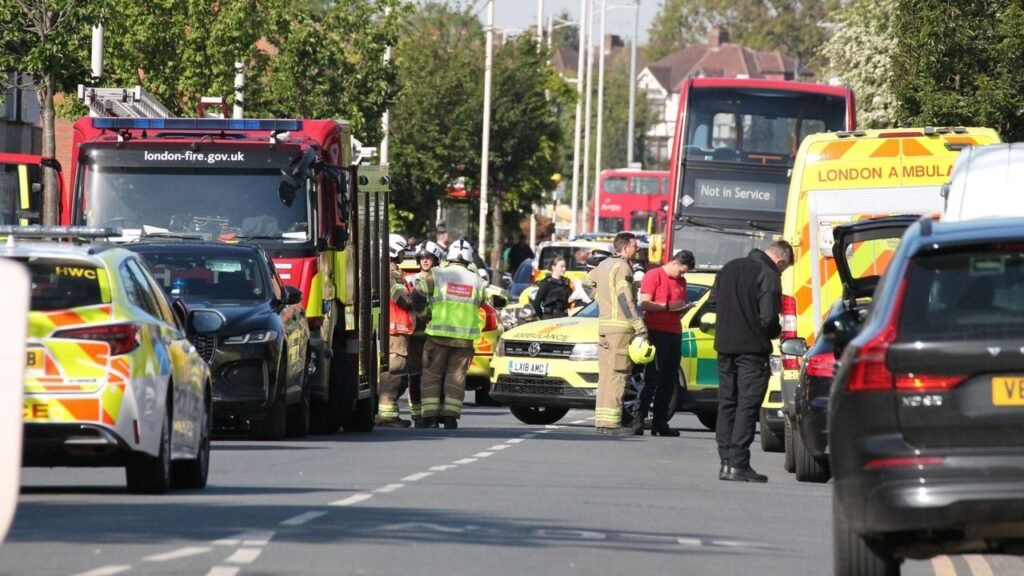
[63,116,390,434]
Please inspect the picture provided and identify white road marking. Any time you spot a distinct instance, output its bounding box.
[430,465,457,471]
[521,433,538,439]
[374,483,405,494]
[143,546,211,562]
[280,511,326,526]
[205,567,241,576]
[571,420,587,424]
[677,537,703,547]
[453,458,478,464]
[545,424,562,429]
[401,472,434,482]
[930,556,957,576]
[473,452,494,458]
[964,555,994,576]
[505,438,525,444]
[330,493,374,506]
[212,530,274,546]
[72,566,132,576]
[226,548,263,564]
[488,444,510,451]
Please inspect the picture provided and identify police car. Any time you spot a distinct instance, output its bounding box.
[8,227,223,494]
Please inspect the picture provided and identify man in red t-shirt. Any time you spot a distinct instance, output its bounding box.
[636,250,696,436]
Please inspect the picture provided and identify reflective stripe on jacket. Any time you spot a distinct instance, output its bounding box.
[422,264,484,341]
[389,265,415,335]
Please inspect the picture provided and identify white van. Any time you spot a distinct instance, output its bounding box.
[942,142,1024,221]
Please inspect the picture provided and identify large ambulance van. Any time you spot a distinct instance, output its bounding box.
[942,142,1024,222]
[778,127,1000,423]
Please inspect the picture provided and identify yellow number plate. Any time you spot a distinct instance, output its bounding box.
[992,377,1024,406]
[26,349,43,369]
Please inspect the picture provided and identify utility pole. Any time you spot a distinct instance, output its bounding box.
[478,0,494,259]
[581,0,595,235]
[380,6,392,165]
[592,0,607,233]
[627,0,639,166]
[537,0,544,48]
[569,0,588,238]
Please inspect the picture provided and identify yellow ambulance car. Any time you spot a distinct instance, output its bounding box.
[778,127,1000,464]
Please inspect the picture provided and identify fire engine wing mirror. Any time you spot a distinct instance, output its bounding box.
[284,285,303,305]
[780,337,808,357]
[188,309,226,335]
[821,308,861,350]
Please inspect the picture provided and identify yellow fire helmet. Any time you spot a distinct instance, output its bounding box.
[628,335,656,365]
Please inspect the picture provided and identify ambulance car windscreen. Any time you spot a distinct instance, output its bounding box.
[24,260,105,311]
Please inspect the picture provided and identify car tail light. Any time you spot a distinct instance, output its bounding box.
[864,456,945,470]
[781,295,799,370]
[805,352,835,378]
[480,302,498,332]
[53,323,140,356]
[894,374,966,391]
[879,131,923,138]
[846,279,907,392]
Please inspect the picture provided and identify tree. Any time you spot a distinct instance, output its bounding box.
[0,0,110,224]
[891,0,1024,140]
[818,0,896,128]
[547,8,578,51]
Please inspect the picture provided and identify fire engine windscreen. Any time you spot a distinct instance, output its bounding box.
[84,165,311,241]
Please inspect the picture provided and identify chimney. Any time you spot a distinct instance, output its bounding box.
[708,26,729,48]
[603,34,623,55]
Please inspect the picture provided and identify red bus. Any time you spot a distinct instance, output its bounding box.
[665,78,855,267]
[595,168,669,234]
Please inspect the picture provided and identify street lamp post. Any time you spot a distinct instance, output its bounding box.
[592,0,607,234]
[479,0,494,260]
[626,0,639,166]
[581,0,595,236]
[569,0,588,238]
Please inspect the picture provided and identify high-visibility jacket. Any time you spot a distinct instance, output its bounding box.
[585,256,645,336]
[388,264,415,335]
[420,263,484,341]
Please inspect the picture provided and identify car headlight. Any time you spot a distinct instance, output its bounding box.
[495,338,506,357]
[569,343,599,361]
[770,355,782,375]
[223,330,279,345]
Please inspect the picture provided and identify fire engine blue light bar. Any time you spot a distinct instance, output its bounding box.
[92,118,303,131]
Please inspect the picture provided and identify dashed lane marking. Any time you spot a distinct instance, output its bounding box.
[931,556,957,576]
[330,493,374,506]
[72,566,131,576]
[506,439,525,444]
[473,452,494,458]
[430,464,457,471]
[374,483,405,494]
[488,444,510,451]
[225,548,263,564]
[143,547,211,562]
[205,567,240,576]
[280,511,326,527]
[401,472,434,482]
[964,555,994,576]
[453,458,478,465]
[212,530,274,547]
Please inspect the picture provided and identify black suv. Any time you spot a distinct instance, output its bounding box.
[829,216,1024,574]
[129,241,311,440]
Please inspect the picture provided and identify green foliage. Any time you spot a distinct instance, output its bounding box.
[819,0,896,128]
[891,0,1024,140]
[597,50,649,172]
[645,0,840,74]
[547,9,579,51]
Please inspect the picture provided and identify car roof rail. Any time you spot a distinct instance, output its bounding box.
[0,225,123,245]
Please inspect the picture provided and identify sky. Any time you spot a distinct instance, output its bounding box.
[489,0,661,45]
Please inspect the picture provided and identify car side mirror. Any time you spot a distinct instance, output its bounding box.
[188,309,225,334]
[699,311,717,334]
[490,294,508,310]
[780,337,808,357]
[285,285,303,305]
[822,308,861,349]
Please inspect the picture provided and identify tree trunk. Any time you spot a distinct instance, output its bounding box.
[490,189,502,273]
[39,75,59,225]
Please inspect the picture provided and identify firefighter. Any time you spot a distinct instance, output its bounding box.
[586,232,648,435]
[407,240,444,425]
[377,234,415,427]
[412,238,486,429]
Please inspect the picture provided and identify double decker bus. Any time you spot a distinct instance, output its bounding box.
[665,78,855,268]
[595,168,669,234]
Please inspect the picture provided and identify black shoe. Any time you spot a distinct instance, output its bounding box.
[631,416,645,436]
[722,466,768,483]
[416,416,439,429]
[596,426,634,436]
[650,424,680,437]
[718,461,729,480]
[376,417,412,428]
[441,416,458,429]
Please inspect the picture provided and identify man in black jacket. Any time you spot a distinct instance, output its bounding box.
[706,240,793,483]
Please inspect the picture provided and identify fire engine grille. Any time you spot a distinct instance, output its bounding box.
[503,341,575,358]
[495,375,593,398]
[191,335,216,364]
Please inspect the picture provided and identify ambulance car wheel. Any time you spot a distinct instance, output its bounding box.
[509,405,569,425]
[126,396,172,494]
[760,409,783,453]
[173,384,211,489]
[251,353,288,440]
[471,377,501,406]
[695,409,717,431]
[311,352,351,434]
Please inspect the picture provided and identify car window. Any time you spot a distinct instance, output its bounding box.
[23,259,106,311]
[134,258,179,329]
[900,246,1024,341]
[136,250,268,303]
[687,284,710,302]
[124,259,163,320]
[264,254,284,302]
[540,246,603,272]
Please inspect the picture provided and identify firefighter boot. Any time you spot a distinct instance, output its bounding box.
[417,416,439,429]
[441,416,458,430]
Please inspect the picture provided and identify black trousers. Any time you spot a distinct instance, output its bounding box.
[715,353,770,469]
[640,330,682,426]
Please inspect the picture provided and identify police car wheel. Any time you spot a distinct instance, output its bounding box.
[509,406,569,426]
[173,386,211,489]
[126,400,172,494]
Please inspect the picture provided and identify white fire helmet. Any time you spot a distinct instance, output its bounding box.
[417,240,444,263]
[388,234,408,259]
[446,238,474,265]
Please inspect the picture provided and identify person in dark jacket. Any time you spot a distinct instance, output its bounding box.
[706,240,793,483]
[507,234,535,274]
[532,257,571,319]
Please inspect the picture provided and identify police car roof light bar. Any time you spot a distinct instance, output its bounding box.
[91,118,302,132]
